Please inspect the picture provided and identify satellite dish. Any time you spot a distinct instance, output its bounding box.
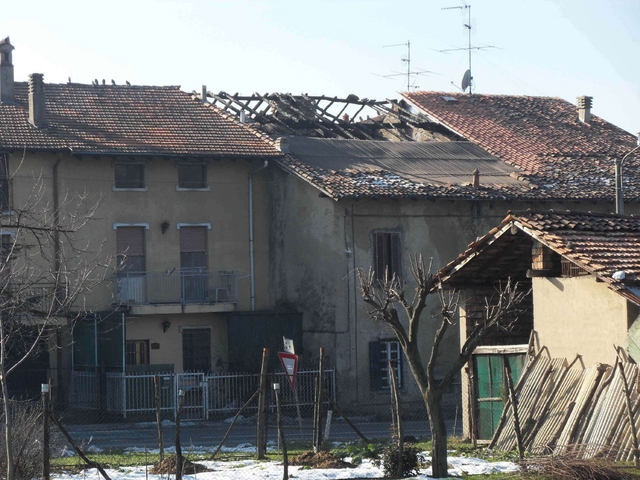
[461,69,472,92]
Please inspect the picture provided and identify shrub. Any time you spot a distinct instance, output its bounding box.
[374,444,421,478]
[0,400,45,480]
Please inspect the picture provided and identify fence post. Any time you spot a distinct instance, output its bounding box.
[314,347,325,453]
[154,375,164,462]
[257,348,269,459]
[274,383,288,480]
[42,383,50,480]
[176,389,185,480]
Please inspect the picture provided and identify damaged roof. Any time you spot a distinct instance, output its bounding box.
[436,211,640,305]
[0,82,281,157]
[277,137,540,200]
[403,92,640,201]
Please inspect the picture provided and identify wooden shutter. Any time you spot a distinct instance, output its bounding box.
[180,227,206,253]
[369,341,382,391]
[117,227,145,256]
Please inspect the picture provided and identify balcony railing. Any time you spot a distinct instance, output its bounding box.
[113,269,238,307]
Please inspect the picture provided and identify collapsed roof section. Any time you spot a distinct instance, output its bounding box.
[204,91,456,142]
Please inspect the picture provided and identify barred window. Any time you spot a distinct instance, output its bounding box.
[369,339,403,390]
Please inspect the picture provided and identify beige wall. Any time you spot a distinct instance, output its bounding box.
[532,276,629,366]
[269,167,640,412]
[8,152,272,312]
[125,313,228,372]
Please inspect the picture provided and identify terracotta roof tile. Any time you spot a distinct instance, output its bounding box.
[0,82,281,157]
[403,92,639,200]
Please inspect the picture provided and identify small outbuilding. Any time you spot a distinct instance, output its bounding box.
[435,210,640,440]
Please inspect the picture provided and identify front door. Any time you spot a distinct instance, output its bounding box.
[182,328,211,372]
[473,353,526,440]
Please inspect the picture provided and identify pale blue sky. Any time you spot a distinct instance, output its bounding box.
[2,0,638,133]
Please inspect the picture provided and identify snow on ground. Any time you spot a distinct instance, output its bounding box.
[53,449,519,479]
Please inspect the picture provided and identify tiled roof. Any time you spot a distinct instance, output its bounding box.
[277,138,544,200]
[0,82,281,157]
[403,92,640,201]
[436,211,640,303]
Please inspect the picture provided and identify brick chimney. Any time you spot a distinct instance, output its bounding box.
[576,96,593,123]
[0,37,15,104]
[28,73,46,128]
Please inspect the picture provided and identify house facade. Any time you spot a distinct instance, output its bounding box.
[435,211,640,441]
[0,38,288,413]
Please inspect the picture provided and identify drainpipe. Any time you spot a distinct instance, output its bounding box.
[53,156,61,275]
[249,160,269,311]
[615,133,640,215]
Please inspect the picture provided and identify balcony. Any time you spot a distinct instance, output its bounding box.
[113,269,238,315]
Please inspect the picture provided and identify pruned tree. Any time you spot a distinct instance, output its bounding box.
[0,167,111,480]
[358,254,528,479]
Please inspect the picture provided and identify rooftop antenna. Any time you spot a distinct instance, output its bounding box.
[381,40,438,91]
[440,4,496,95]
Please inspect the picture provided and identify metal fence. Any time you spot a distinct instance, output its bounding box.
[69,368,335,421]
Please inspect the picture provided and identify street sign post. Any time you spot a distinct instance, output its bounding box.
[278,352,298,391]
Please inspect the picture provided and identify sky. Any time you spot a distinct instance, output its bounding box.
[1,0,638,133]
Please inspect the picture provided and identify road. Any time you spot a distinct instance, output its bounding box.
[58,418,457,452]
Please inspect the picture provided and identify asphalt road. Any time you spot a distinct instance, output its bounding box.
[57,418,456,452]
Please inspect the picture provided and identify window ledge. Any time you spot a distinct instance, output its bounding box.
[176,185,210,192]
[113,186,148,192]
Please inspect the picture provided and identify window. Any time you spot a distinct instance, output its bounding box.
[114,163,145,189]
[180,226,207,271]
[369,339,403,390]
[177,164,207,189]
[116,227,146,274]
[372,232,401,281]
[0,155,9,211]
[126,340,150,365]
[180,226,208,302]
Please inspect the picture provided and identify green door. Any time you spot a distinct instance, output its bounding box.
[474,354,525,440]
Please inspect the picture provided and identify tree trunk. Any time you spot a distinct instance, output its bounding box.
[0,314,14,480]
[425,390,448,479]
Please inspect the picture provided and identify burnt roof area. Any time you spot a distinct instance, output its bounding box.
[205,91,457,142]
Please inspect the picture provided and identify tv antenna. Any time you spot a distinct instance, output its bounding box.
[440,4,496,94]
[381,40,438,91]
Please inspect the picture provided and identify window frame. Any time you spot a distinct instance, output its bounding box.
[113,162,147,191]
[369,339,404,391]
[176,163,209,191]
[372,231,402,282]
[115,225,147,275]
[125,339,150,366]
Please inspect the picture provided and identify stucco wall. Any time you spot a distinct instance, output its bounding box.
[9,152,272,312]
[269,167,640,413]
[125,313,228,372]
[532,276,629,365]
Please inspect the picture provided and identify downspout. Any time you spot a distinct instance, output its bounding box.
[53,156,61,288]
[249,160,269,311]
[616,133,640,215]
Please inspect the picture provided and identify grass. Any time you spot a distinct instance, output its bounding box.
[50,437,640,479]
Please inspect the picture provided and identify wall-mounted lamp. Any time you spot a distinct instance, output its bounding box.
[162,319,171,333]
[161,220,170,234]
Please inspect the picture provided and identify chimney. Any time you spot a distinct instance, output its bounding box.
[275,137,289,154]
[576,96,593,123]
[472,168,480,188]
[28,73,46,128]
[0,37,15,104]
[201,85,207,103]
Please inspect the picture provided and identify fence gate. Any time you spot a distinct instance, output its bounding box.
[176,373,206,420]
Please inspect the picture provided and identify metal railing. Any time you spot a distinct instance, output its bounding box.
[71,368,335,420]
[112,269,238,307]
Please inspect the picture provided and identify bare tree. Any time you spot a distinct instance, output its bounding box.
[358,254,528,479]
[0,170,110,480]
